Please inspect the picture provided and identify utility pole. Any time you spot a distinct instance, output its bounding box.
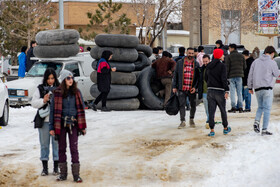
[59,0,64,29]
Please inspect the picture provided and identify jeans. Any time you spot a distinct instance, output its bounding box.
[242,87,251,110]
[207,89,228,130]
[178,91,196,121]
[255,89,273,130]
[229,77,243,109]
[59,125,79,163]
[94,92,109,107]
[203,93,209,123]
[38,122,59,161]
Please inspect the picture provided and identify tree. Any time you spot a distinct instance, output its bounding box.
[130,0,183,47]
[0,0,57,64]
[208,0,257,44]
[80,0,131,40]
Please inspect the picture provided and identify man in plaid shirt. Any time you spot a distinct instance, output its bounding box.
[172,47,200,129]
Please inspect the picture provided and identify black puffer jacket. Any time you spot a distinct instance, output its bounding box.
[225,50,246,78]
[205,59,229,91]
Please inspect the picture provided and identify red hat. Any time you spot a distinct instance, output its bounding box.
[213,48,224,59]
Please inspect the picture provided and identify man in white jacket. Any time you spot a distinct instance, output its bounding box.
[248,46,280,135]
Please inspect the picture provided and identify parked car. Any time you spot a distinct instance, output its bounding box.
[0,56,11,75]
[0,77,9,126]
[5,52,94,107]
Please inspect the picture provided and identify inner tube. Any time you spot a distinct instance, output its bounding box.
[95,34,139,48]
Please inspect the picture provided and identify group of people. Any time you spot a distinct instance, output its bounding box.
[151,40,279,137]
[18,41,37,78]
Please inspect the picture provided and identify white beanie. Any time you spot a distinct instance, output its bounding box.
[60,69,73,81]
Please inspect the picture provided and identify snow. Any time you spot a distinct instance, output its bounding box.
[1,95,280,186]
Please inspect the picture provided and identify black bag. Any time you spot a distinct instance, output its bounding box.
[33,110,45,128]
[165,93,179,115]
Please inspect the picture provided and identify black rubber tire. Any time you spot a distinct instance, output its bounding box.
[96,98,140,111]
[90,46,138,62]
[34,44,79,58]
[0,101,9,126]
[91,60,135,72]
[95,34,139,48]
[90,84,139,99]
[137,66,164,110]
[35,29,79,45]
[90,71,136,85]
[135,44,153,57]
[134,53,150,71]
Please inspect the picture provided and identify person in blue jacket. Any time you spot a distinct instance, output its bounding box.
[18,46,27,78]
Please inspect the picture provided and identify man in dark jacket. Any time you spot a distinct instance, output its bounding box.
[172,47,200,129]
[152,51,176,105]
[26,41,37,72]
[225,43,246,113]
[242,50,254,112]
[215,40,228,57]
[205,49,231,137]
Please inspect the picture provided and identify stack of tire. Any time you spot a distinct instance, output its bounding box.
[34,29,80,58]
[90,34,152,111]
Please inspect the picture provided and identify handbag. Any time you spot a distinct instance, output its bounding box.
[39,104,50,118]
[165,93,179,116]
[33,110,45,128]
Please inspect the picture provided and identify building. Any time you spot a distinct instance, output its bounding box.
[183,0,279,51]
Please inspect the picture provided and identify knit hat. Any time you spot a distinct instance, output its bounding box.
[213,49,224,59]
[60,69,73,81]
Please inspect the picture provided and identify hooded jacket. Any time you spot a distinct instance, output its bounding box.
[205,59,229,91]
[248,54,280,90]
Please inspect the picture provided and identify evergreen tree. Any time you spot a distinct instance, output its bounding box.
[80,0,131,40]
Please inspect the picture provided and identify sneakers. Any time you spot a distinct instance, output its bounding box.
[228,107,236,113]
[208,131,215,137]
[91,103,97,111]
[238,108,243,113]
[186,106,190,111]
[261,130,273,136]
[101,107,111,112]
[253,121,260,133]
[244,109,251,112]
[178,121,186,129]
[205,123,210,129]
[223,126,231,135]
[189,118,195,127]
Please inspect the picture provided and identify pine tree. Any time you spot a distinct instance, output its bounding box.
[0,0,57,64]
[80,0,131,40]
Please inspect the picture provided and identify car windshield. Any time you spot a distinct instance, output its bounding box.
[274,58,280,70]
[204,46,215,55]
[26,62,63,77]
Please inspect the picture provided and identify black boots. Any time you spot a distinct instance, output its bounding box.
[41,161,48,176]
[72,163,83,183]
[53,161,59,175]
[57,162,67,181]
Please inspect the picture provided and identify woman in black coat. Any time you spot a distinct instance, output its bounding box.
[91,50,115,111]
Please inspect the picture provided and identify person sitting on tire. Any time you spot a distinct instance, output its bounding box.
[152,51,176,106]
[91,50,116,112]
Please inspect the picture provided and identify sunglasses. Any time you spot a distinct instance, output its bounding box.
[66,76,74,80]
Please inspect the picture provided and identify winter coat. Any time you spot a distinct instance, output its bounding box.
[174,55,185,62]
[205,59,229,92]
[248,54,280,90]
[97,58,111,93]
[151,56,176,79]
[197,65,207,99]
[197,52,205,67]
[243,57,254,86]
[172,57,200,91]
[18,52,26,77]
[26,47,36,72]
[225,50,246,78]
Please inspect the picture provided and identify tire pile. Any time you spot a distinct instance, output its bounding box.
[90,34,153,110]
[34,29,80,58]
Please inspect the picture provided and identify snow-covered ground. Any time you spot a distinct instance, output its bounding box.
[1,95,280,187]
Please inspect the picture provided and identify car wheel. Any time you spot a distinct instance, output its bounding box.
[0,101,9,126]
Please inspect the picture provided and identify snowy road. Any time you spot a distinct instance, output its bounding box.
[0,96,280,187]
